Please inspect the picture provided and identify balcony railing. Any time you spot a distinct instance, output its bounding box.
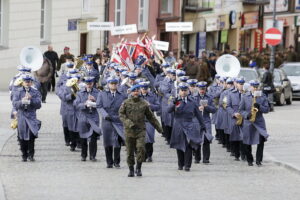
[242,0,270,5]
[185,0,213,12]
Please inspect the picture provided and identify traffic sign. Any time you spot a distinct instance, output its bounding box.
[265,27,282,46]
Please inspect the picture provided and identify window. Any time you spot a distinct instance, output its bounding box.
[0,0,8,46]
[161,0,173,14]
[83,0,90,13]
[115,0,126,26]
[138,0,149,30]
[0,0,2,45]
[40,0,45,40]
[40,0,51,42]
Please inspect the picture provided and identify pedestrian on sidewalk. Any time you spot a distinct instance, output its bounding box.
[119,84,163,177]
[74,77,101,162]
[12,74,42,162]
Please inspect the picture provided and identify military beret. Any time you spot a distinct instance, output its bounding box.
[135,78,147,84]
[68,69,78,74]
[86,54,93,58]
[86,61,93,65]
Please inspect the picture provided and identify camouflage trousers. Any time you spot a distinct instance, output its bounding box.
[125,135,145,167]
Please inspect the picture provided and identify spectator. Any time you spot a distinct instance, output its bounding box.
[44,45,59,92]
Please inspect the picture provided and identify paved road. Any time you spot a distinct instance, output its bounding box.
[0,92,300,200]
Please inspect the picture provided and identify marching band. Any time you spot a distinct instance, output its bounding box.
[9,46,270,177]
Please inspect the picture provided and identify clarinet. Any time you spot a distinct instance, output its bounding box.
[87,89,93,114]
[24,87,29,110]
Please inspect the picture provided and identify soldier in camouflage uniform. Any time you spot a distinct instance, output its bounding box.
[119,84,163,177]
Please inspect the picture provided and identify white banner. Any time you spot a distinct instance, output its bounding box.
[87,22,114,31]
[206,18,219,32]
[111,24,137,35]
[166,22,193,32]
[153,40,169,51]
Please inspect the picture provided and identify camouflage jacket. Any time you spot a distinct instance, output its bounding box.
[119,96,162,137]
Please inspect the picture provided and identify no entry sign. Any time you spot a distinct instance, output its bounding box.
[265,28,282,46]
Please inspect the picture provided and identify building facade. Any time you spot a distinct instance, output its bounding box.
[0,0,105,91]
[108,0,181,57]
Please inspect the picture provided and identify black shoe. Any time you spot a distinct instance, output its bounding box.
[203,160,210,164]
[248,162,253,166]
[107,164,113,168]
[42,100,46,103]
[227,149,231,152]
[114,163,120,168]
[147,157,152,162]
[230,152,235,157]
[241,156,246,161]
[22,156,27,162]
[222,144,226,148]
[194,160,200,164]
[218,141,222,144]
[65,142,70,146]
[90,157,97,162]
[128,166,135,177]
[76,144,82,149]
[178,166,183,170]
[256,161,262,166]
[70,147,76,152]
[81,157,86,161]
[28,156,35,162]
[234,158,240,161]
[184,167,190,172]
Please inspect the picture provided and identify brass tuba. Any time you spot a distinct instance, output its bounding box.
[249,96,258,123]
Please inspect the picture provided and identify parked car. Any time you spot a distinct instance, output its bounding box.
[280,62,300,99]
[260,68,293,106]
[238,68,260,82]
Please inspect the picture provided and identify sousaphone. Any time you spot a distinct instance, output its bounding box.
[215,54,241,78]
[20,46,44,71]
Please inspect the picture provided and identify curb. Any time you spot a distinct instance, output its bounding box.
[0,128,16,200]
[265,152,300,175]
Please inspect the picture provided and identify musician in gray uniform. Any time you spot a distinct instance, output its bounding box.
[12,74,42,162]
[139,81,160,162]
[168,82,206,171]
[193,81,216,164]
[74,77,101,161]
[119,72,137,97]
[226,77,245,161]
[97,76,126,168]
[239,80,270,166]
[84,61,100,86]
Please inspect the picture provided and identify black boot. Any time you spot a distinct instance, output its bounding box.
[128,166,134,177]
[136,162,142,176]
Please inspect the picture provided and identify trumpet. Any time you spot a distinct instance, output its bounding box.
[66,78,79,96]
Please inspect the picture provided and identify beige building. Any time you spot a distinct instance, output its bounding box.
[0,0,105,91]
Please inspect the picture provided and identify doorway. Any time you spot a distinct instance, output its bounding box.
[80,33,88,56]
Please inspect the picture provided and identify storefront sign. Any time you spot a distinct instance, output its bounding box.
[296,0,300,12]
[221,30,228,43]
[206,18,219,32]
[242,12,258,30]
[166,22,193,32]
[87,22,114,31]
[153,40,169,51]
[255,28,263,51]
[265,0,289,13]
[111,24,137,35]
